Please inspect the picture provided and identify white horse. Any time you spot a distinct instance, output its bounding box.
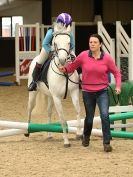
[27,24,82,147]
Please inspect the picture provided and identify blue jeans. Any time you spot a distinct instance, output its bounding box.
[82,89,112,144]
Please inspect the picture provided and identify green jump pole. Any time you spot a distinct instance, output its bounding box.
[28,122,133,139]
[109,112,133,121]
[111,130,133,139]
[28,123,65,133]
[27,112,133,139]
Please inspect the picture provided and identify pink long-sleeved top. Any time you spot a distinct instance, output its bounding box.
[65,50,121,92]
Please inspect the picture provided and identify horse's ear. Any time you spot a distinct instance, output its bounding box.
[66,25,71,33]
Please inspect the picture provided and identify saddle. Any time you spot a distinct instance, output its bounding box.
[38,52,75,88]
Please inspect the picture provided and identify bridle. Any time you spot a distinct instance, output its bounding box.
[50,32,74,99]
[53,32,71,63]
[51,32,74,73]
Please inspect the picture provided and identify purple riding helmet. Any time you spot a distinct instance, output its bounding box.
[56,13,72,26]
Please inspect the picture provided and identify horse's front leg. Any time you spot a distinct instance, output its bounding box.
[70,89,82,139]
[52,96,70,147]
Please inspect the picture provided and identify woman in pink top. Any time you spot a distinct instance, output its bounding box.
[59,34,121,152]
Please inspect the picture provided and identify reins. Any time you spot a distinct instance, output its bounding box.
[50,49,120,103]
[64,74,69,99]
[50,32,72,99]
[108,85,120,105]
[50,54,120,103]
[67,76,120,105]
[50,55,73,99]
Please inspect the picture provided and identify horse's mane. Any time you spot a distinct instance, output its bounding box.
[53,22,71,34]
[51,22,71,51]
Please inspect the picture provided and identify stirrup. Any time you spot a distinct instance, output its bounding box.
[28,81,37,91]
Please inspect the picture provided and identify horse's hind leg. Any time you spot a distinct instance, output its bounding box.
[47,96,54,138]
[25,91,38,137]
[53,96,70,147]
[70,89,82,139]
[27,91,38,122]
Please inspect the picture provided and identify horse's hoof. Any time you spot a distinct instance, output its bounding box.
[64,143,71,148]
[47,136,53,139]
[24,133,30,137]
[47,132,53,138]
[76,134,83,140]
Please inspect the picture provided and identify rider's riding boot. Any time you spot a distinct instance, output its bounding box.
[28,62,42,91]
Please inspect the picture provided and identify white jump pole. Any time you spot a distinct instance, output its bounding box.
[0,118,132,130]
[0,112,133,138]
[0,129,27,137]
[0,123,132,138]
[0,120,28,129]
[0,127,102,138]
[110,123,133,129]
[0,117,101,129]
[68,127,103,136]
[67,116,101,127]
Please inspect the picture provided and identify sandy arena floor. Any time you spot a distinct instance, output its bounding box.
[0,69,133,177]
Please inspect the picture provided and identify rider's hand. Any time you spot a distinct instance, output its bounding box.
[58,66,67,73]
[115,88,121,95]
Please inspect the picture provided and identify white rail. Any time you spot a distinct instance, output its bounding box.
[116,21,133,81]
[98,21,115,59]
[15,21,133,84]
[15,23,76,85]
[98,21,115,83]
[15,23,51,85]
[131,20,133,81]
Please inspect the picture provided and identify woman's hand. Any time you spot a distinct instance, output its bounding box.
[58,66,67,73]
[115,88,121,95]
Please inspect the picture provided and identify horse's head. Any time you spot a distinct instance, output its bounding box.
[52,24,71,65]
